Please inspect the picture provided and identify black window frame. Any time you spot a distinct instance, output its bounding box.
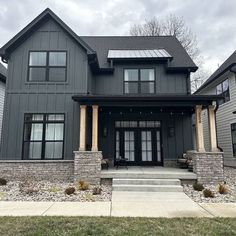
[216,78,230,104]
[22,113,65,160]
[231,123,236,158]
[27,50,67,82]
[123,68,156,94]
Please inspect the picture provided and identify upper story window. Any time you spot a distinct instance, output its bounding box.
[216,79,230,104]
[28,51,67,82]
[231,123,236,158]
[23,114,65,159]
[124,69,155,94]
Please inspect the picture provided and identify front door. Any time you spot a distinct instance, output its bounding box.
[115,121,162,165]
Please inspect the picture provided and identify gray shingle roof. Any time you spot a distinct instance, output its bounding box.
[196,50,236,93]
[81,36,197,70]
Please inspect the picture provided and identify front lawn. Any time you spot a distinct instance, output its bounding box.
[0,217,235,236]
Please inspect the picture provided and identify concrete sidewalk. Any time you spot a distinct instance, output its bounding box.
[0,193,235,217]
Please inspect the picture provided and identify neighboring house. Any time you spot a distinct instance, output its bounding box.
[0,63,6,145]
[195,51,236,167]
[0,8,222,184]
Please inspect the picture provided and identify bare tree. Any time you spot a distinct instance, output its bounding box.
[130,14,209,91]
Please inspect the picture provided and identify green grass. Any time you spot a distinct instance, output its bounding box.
[0,217,235,236]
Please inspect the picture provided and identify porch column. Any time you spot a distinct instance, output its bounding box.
[195,105,205,152]
[92,105,99,151]
[208,105,218,151]
[79,105,87,151]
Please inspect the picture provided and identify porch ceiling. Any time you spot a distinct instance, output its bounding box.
[72,94,223,108]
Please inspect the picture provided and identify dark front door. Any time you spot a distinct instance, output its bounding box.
[115,122,163,165]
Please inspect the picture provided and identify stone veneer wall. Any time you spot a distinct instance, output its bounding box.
[187,150,224,184]
[74,151,102,185]
[0,160,74,182]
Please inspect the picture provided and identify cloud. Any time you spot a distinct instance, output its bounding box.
[0,0,235,74]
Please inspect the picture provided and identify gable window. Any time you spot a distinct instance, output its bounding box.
[28,51,67,82]
[231,123,236,158]
[216,79,230,104]
[23,114,64,159]
[124,69,155,94]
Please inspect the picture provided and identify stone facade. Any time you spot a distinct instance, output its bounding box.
[0,160,74,182]
[74,151,102,185]
[187,150,224,184]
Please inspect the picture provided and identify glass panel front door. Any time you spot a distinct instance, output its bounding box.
[141,131,152,161]
[124,131,135,161]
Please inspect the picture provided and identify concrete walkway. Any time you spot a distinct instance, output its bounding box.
[0,193,235,217]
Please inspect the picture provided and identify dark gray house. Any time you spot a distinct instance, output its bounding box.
[195,51,236,167]
[0,63,6,145]
[0,9,223,184]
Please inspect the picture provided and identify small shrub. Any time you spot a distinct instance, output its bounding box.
[81,192,95,202]
[193,182,204,191]
[78,181,90,191]
[0,191,6,200]
[218,183,228,194]
[65,187,75,195]
[203,189,215,198]
[47,186,61,193]
[0,178,7,186]
[93,186,102,195]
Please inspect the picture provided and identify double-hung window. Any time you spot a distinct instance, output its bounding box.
[216,79,230,104]
[124,69,155,94]
[231,123,236,158]
[23,114,65,159]
[28,51,67,82]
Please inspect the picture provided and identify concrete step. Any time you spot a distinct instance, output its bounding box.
[112,184,183,192]
[113,178,181,186]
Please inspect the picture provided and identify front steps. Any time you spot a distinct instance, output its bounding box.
[112,178,183,192]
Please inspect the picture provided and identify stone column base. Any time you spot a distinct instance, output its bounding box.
[74,151,102,185]
[186,150,224,185]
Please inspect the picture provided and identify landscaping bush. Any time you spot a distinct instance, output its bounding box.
[193,182,204,191]
[0,178,7,186]
[218,183,228,194]
[203,189,215,198]
[78,181,90,191]
[81,192,95,202]
[93,186,102,195]
[65,187,75,195]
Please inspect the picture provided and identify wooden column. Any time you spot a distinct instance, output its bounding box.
[92,105,99,151]
[195,105,205,152]
[79,105,87,151]
[208,105,218,152]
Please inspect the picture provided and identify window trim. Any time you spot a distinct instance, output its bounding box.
[22,113,65,160]
[231,123,236,158]
[27,50,67,83]
[216,78,230,104]
[123,68,156,94]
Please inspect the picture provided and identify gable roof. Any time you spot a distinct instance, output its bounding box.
[81,36,197,71]
[196,50,236,93]
[0,8,95,61]
[0,62,6,83]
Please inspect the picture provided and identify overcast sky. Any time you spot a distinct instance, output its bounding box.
[0,0,235,74]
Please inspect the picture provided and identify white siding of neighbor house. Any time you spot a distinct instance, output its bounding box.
[0,81,5,144]
[198,72,236,167]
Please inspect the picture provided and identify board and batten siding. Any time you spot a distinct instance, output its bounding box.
[0,81,5,144]
[0,18,88,160]
[198,72,236,167]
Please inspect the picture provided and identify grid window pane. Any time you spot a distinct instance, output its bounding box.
[124,82,138,93]
[49,52,66,66]
[24,123,43,141]
[45,124,64,141]
[124,69,138,81]
[29,68,46,81]
[47,114,64,121]
[25,114,43,121]
[45,142,63,159]
[48,68,66,81]
[141,82,154,93]
[24,142,42,159]
[140,69,155,81]
[222,79,229,92]
[216,84,222,94]
[29,52,46,66]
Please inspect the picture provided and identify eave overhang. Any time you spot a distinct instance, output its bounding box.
[72,94,223,107]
